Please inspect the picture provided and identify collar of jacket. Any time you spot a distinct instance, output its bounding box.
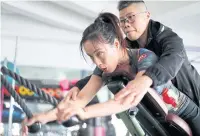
[126,19,164,48]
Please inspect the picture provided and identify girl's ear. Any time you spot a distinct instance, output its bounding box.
[114,39,120,49]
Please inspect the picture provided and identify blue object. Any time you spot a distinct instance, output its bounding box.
[3,109,25,120]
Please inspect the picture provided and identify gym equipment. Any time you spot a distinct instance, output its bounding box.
[2,87,10,96]
[18,86,27,96]
[1,66,114,136]
[47,88,56,97]
[4,58,17,136]
[69,79,79,89]
[1,37,20,133]
[59,79,70,90]
[70,79,78,86]
[0,74,3,124]
[2,108,25,122]
[1,66,81,133]
[1,74,42,133]
[15,86,20,94]
[27,89,34,96]
[0,58,20,128]
[54,88,62,99]
[103,72,192,136]
[94,117,106,136]
[0,60,20,85]
[75,116,110,136]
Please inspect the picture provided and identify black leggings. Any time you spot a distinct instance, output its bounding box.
[177,97,200,136]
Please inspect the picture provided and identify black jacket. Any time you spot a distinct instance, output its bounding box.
[75,20,200,106]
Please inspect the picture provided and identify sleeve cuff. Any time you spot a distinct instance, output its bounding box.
[144,71,158,88]
[75,76,91,90]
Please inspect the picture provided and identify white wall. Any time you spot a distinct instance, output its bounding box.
[1,36,94,70]
[1,13,94,70]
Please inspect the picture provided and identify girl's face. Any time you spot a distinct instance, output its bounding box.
[83,40,121,73]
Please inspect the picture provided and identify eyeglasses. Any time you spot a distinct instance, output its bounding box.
[120,11,147,26]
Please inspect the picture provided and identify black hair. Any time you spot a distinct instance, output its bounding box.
[117,0,147,11]
[80,12,126,60]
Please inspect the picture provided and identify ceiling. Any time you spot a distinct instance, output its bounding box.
[1,1,200,66]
